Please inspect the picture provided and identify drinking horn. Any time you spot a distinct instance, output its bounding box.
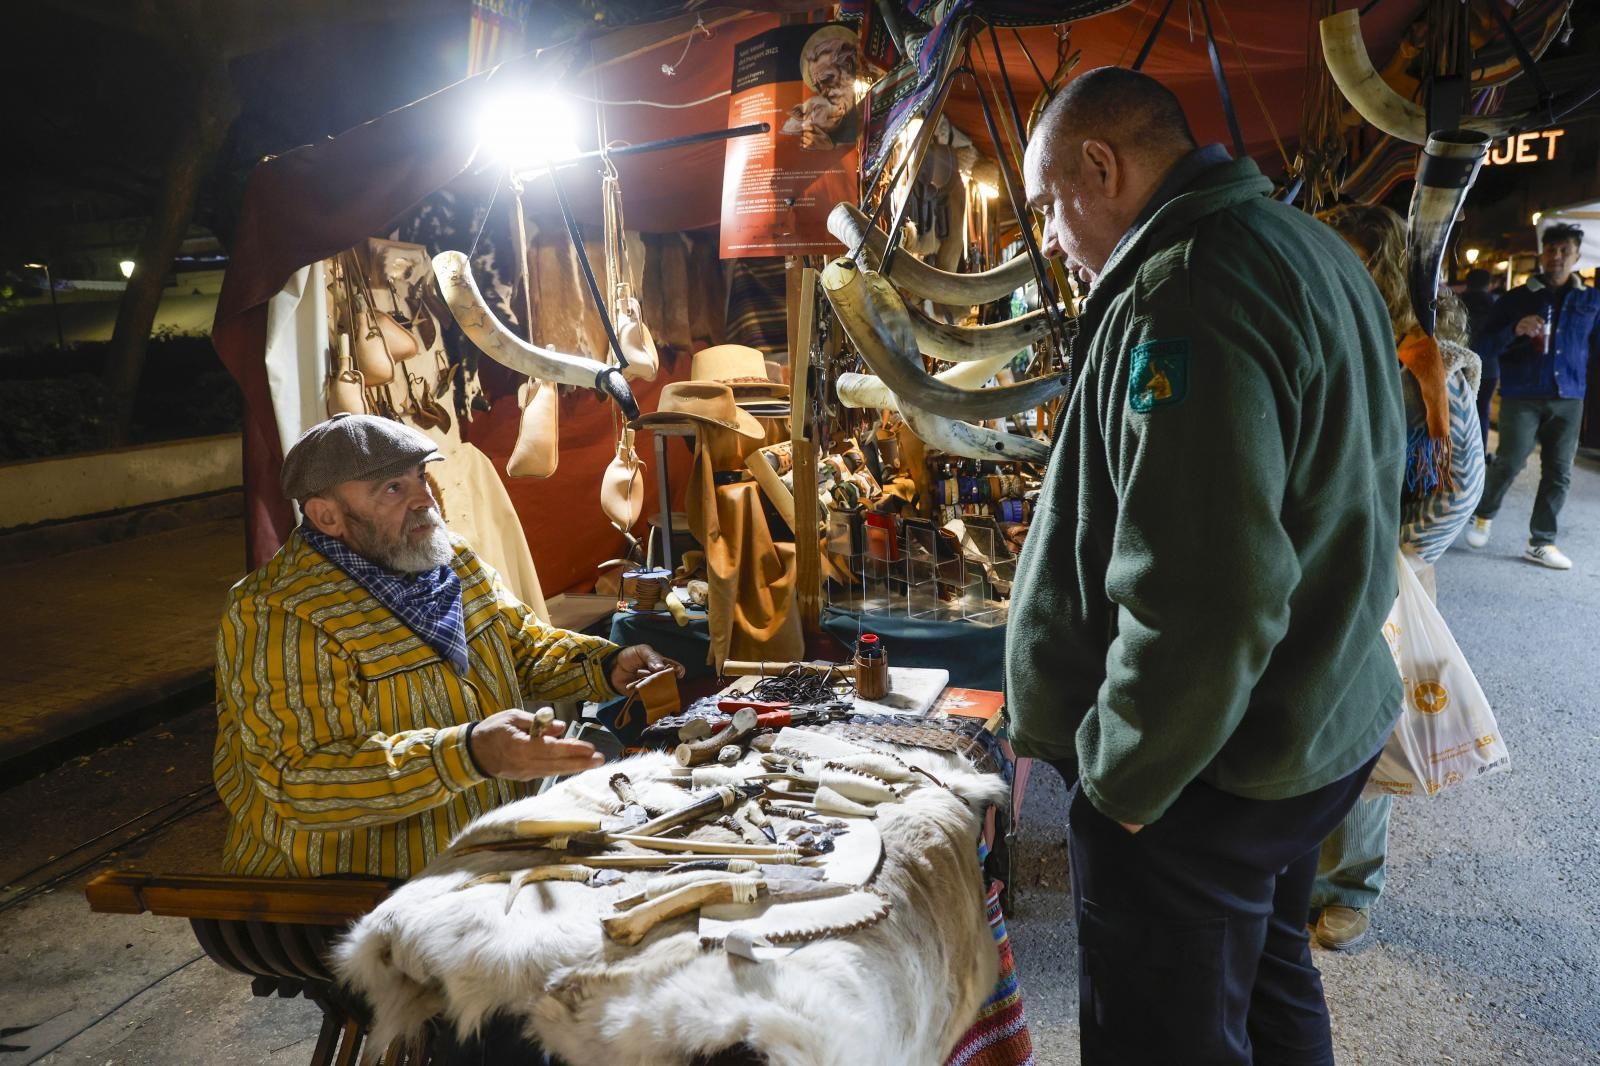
[1319,9,1517,146]
[828,203,1032,306]
[906,300,1052,362]
[1407,131,1490,337]
[433,250,638,417]
[837,361,1050,464]
[820,257,1069,421]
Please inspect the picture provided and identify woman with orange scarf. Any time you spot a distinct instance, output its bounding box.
[1309,204,1486,950]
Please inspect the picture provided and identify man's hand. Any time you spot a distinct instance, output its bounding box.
[468,709,603,781]
[610,644,685,693]
[1514,314,1546,339]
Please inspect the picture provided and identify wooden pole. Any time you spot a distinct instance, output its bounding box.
[790,265,822,634]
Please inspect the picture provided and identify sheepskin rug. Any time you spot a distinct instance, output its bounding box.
[334,745,1006,1065]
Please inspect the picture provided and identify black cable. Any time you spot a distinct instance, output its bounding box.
[1010,27,1050,97]
[24,954,205,1061]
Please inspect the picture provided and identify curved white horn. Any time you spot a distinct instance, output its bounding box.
[836,348,1018,411]
[433,250,614,393]
[837,371,1048,463]
[828,203,1033,306]
[1320,10,1514,145]
[906,301,1052,363]
[821,258,1069,421]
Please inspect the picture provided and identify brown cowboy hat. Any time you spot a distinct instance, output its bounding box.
[632,380,766,439]
[691,344,790,400]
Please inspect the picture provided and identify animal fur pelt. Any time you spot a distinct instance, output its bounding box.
[334,748,1006,1065]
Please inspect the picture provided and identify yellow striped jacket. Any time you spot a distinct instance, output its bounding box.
[213,529,617,878]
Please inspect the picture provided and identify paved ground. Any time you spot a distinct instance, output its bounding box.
[0,518,243,769]
[0,450,1596,1064]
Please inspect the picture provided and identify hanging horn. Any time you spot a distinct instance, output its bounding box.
[1407,130,1490,337]
[1319,10,1516,146]
[828,203,1032,306]
[906,301,1052,362]
[821,257,1069,421]
[837,365,1048,464]
[433,250,616,395]
[837,348,1019,410]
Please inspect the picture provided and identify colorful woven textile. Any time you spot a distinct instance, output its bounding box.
[946,882,1034,1066]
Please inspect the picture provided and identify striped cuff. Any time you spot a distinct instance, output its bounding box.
[433,723,488,791]
[577,638,621,701]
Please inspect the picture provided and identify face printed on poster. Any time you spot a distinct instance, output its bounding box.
[720,23,861,258]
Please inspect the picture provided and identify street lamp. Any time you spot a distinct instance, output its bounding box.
[1464,247,1480,265]
[119,259,136,279]
[23,262,65,350]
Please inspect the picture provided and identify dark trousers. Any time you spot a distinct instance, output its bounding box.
[431,1013,557,1065]
[1474,395,1584,545]
[1476,374,1498,453]
[1067,756,1377,1066]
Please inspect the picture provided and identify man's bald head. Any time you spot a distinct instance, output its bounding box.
[1024,67,1199,275]
[1033,66,1197,174]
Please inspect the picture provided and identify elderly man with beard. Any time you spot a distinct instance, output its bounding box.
[1009,68,1405,1064]
[214,413,680,880]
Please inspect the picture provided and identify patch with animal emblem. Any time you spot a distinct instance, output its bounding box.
[1128,338,1189,413]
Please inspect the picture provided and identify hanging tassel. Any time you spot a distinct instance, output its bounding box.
[1404,424,1453,499]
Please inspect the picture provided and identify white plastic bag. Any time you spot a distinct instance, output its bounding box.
[1364,552,1510,798]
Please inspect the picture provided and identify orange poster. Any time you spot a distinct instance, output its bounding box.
[719,23,861,258]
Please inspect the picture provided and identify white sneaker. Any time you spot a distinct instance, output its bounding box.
[1464,517,1491,549]
[1524,543,1573,570]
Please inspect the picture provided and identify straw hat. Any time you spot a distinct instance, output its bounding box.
[691,344,790,400]
[633,381,766,439]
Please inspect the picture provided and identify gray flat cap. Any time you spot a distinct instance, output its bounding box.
[280,413,443,501]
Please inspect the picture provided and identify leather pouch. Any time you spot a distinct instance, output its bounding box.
[507,378,559,478]
[625,666,681,725]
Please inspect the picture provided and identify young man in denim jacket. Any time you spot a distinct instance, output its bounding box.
[1466,223,1600,568]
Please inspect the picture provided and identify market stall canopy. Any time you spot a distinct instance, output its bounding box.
[214,1,1431,564]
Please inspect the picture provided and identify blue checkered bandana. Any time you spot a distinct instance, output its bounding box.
[301,525,469,674]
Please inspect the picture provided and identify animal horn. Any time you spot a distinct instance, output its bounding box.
[906,300,1052,362]
[1407,130,1490,337]
[1319,10,1515,146]
[821,258,1069,421]
[838,372,1049,463]
[828,203,1032,306]
[432,250,615,394]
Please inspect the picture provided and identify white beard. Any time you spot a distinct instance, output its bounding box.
[347,506,454,574]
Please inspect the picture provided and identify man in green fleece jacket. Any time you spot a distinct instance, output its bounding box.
[1011,68,1404,1064]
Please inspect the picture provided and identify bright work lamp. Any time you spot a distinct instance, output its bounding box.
[481,91,581,179]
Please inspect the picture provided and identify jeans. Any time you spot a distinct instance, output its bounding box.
[1067,755,1378,1066]
[1474,396,1584,545]
[1310,794,1393,911]
[1475,374,1498,453]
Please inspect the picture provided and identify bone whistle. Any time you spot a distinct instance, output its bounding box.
[675,708,759,767]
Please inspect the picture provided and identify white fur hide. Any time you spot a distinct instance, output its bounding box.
[334,748,1006,1065]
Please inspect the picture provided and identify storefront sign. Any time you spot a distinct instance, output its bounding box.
[720,23,861,258]
[1484,128,1565,166]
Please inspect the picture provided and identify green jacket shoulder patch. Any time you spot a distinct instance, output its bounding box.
[1128,338,1190,413]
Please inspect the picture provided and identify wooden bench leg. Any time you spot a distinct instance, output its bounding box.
[309,1012,344,1066]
